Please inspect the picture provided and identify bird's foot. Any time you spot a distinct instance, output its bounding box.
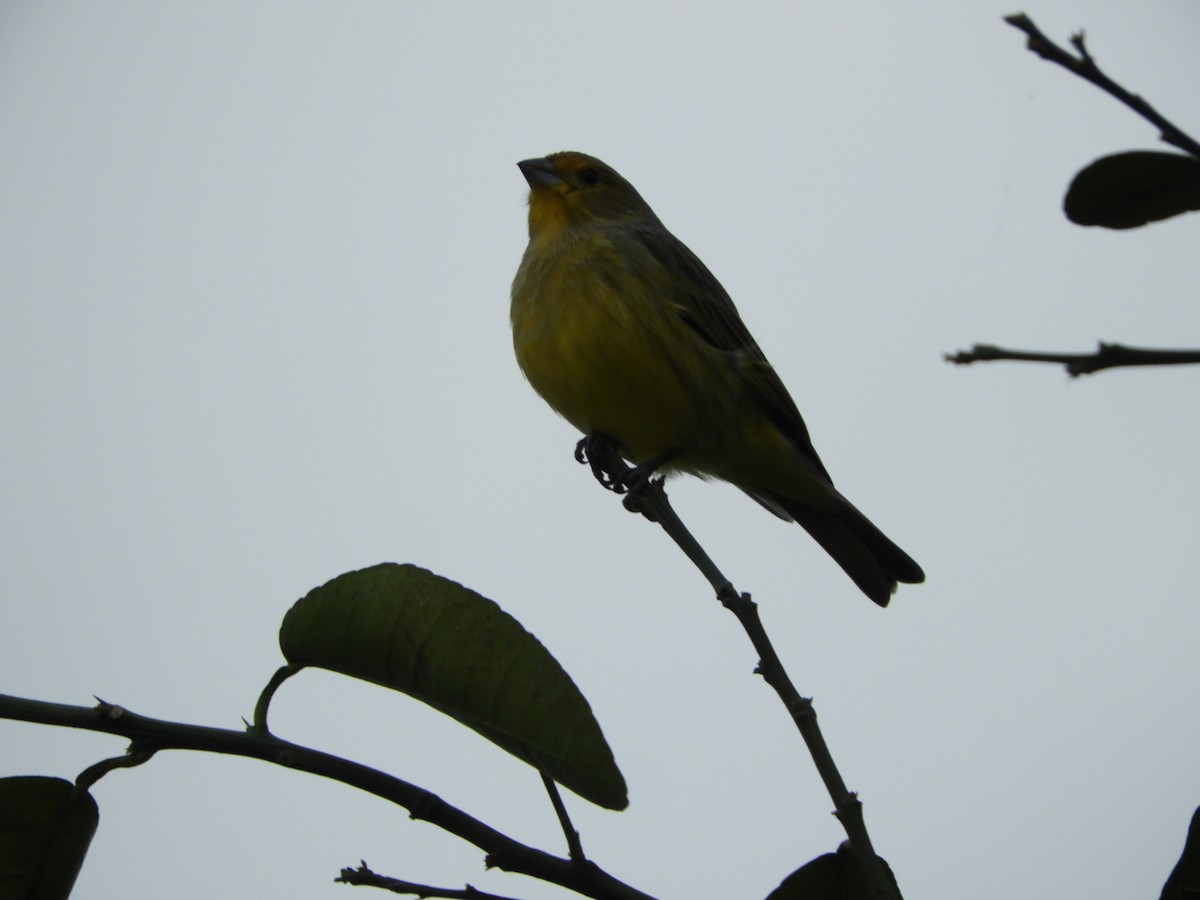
[615,450,681,522]
[575,433,628,493]
[619,474,661,521]
[575,434,680,523]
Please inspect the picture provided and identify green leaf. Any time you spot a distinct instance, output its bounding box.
[0,776,98,900]
[766,853,841,900]
[1065,150,1200,229]
[765,846,892,900]
[279,563,627,810]
[1161,806,1200,900]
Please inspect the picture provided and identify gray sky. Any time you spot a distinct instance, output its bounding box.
[3,3,1199,899]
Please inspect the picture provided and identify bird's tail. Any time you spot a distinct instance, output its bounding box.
[767,491,924,607]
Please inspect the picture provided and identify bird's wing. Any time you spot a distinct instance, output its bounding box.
[633,227,833,484]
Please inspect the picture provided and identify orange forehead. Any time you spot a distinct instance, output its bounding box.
[546,151,606,175]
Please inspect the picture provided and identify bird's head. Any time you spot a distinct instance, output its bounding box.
[517,152,659,239]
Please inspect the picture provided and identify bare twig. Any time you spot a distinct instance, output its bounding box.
[718,588,889,892]
[1004,13,1200,158]
[338,861,528,899]
[576,436,901,900]
[946,341,1200,376]
[954,19,1200,380]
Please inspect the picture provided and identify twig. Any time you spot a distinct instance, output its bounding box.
[338,861,527,899]
[717,590,886,887]
[576,437,901,900]
[1004,13,1200,159]
[945,341,1200,376]
[0,693,656,900]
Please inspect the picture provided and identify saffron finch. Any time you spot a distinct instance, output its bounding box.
[511,152,923,606]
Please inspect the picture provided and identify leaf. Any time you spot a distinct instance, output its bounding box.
[279,563,627,810]
[1065,150,1200,229]
[1161,806,1200,900]
[765,846,893,900]
[766,853,841,900]
[0,776,99,900]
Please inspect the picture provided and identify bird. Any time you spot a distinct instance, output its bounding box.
[510,151,923,606]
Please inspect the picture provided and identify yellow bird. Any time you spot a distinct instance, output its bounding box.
[511,151,923,606]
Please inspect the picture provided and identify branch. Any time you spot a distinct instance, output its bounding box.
[945,341,1200,376]
[1004,13,1200,158]
[576,437,901,900]
[338,861,528,899]
[717,590,888,885]
[0,694,656,900]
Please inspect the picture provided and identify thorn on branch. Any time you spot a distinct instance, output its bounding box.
[1069,30,1093,64]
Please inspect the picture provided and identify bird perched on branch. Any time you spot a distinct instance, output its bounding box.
[510,151,923,606]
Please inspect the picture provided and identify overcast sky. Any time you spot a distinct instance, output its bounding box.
[3,3,1199,899]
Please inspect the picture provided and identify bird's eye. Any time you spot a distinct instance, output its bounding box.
[578,167,601,186]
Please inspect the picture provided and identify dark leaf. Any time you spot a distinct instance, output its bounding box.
[1065,150,1200,229]
[0,776,98,900]
[1161,806,1200,900]
[766,853,841,900]
[765,846,892,900]
[279,563,627,810]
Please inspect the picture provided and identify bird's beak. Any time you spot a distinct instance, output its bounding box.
[518,157,561,189]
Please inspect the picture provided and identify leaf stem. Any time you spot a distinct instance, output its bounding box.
[542,773,586,864]
[252,664,300,733]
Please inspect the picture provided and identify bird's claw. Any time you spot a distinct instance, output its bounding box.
[575,434,628,493]
[575,433,668,521]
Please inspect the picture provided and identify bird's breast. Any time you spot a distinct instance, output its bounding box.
[511,232,742,467]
